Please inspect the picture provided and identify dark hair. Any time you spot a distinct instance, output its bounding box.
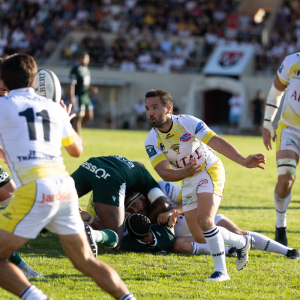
[1,54,37,90]
[79,51,89,58]
[145,89,173,112]
[126,213,151,239]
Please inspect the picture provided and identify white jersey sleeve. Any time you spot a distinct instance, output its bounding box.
[144,129,168,167]
[277,55,291,85]
[176,115,215,144]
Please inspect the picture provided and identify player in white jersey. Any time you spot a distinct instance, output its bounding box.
[144,89,265,282]
[263,53,300,246]
[0,54,135,300]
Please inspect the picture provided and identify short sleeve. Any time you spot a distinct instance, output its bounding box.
[179,115,216,145]
[145,130,168,168]
[277,56,290,85]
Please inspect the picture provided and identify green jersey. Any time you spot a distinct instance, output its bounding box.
[120,224,176,253]
[69,65,91,97]
[71,156,160,208]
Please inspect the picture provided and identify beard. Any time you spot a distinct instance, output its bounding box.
[149,115,167,128]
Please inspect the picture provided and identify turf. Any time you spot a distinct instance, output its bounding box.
[1,129,300,299]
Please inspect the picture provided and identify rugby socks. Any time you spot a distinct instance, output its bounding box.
[93,229,119,248]
[218,226,247,249]
[247,231,291,255]
[119,293,137,300]
[9,252,26,269]
[203,227,227,275]
[274,191,291,228]
[20,285,48,300]
[191,242,235,256]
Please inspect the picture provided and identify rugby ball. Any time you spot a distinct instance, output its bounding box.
[34,69,61,102]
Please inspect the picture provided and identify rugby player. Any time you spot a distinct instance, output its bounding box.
[71,155,168,246]
[124,181,299,259]
[0,66,44,279]
[0,54,135,300]
[263,53,300,246]
[144,89,266,282]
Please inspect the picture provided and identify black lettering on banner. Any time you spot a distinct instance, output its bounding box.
[19,108,50,142]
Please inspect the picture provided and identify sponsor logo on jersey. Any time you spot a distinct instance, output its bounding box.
[195,121,206,134]
[180,132,192,142]
[166,133,174,139]
[160,143,165,151]
[17,150,55,162]
[218,51,243,67]
[182,195,195,206]
[82,162,111,179]
[170,144,180,153]
[165,183,170,195]
[292,70,300,77]
[112,156,134,168]
[286,139,297,147]
[290,91,300,102]
[112,196,116,202]
[145,145,157,158]
[2,212,12,219]
[175,147,203,168]
[41,191,74,203]
[278,63,284,73]
[199,179,208,185]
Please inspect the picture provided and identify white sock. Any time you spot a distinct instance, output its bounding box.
[21,285,48,300]
[274,191,291,228]
[218,226,246,249]
[0,196,13,207]
[93,230,103,243]
[119,293,137,300]
[247,231,291,255]
[192,242,233,256]
[203,226,227,275]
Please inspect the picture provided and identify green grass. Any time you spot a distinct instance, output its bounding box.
[1,129,300,299]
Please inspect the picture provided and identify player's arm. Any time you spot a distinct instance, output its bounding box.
[154,159,201,181]
[263,75,286,150]
[64,134,82,157]
[147,196,169,223]
[207,135,266,169]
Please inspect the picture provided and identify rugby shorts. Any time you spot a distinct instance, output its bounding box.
[74,95,93,117]
[0,176,84,239]
[181,159,225,212]
[0,165,11,188]
[276,120,300,155]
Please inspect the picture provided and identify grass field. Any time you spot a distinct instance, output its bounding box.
[1,129,300,299]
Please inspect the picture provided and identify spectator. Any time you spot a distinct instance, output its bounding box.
[133,100,147,129]
[228,92,244,134]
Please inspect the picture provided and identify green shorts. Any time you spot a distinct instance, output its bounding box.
[74,94,93,116]
[0,166,11,188]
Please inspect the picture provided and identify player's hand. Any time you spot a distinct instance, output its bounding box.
[168,210,178,227]
[183,158,202,177]
[60,100,76,121]
[157,210,173,225]
[243,154,266,170]
[79,206,92,222]
[262,124,275,150]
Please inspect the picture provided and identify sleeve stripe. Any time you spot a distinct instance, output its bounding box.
[62,130,76,147]
[266,103,279,109]
[201,130,215,144]
[151,154,167,168]
[277,73,288,85]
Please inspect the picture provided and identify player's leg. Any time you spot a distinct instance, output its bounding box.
[0,167,15,206]
[94,202,125,246]
[58,231,134,300]
[82,103,94,127]
[274,123,299,245]
[217,217,299,259]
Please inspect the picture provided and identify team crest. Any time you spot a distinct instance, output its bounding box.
[171,144,180,152]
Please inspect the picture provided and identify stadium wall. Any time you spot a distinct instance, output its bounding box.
[41,65,276,130]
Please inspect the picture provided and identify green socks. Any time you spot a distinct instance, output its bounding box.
[94,229,119,248]
[9,252,26,268]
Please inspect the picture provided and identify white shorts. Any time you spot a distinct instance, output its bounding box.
[181,159,225,212]
[0,176,84,239]
[175,213,227,237]
[276,120,300,155]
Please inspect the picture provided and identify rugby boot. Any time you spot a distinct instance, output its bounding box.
[275,227,288,246]
[286,249,300,259]
[236,235,254,271]
[203,271,230,282]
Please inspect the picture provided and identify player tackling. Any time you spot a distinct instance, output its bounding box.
[0,54,135,300]
[144,90,266,282]
[263,52,300,246]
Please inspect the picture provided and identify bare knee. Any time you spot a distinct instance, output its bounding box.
[278,175,295,190]
[197,216,214,232]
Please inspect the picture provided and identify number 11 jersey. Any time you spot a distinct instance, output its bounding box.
[0,88,76,188]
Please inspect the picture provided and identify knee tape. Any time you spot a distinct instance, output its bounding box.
[277,158,297,176]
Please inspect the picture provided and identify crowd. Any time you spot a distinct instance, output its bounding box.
[0,0,298,73]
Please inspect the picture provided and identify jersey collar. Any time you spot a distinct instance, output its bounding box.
[8,87,35,96]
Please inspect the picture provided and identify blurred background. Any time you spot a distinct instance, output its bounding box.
[0,0,295,134]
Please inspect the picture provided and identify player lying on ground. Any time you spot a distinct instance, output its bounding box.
[123,181,299,259]
[71,155,169,246]
[0,54,135,300]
